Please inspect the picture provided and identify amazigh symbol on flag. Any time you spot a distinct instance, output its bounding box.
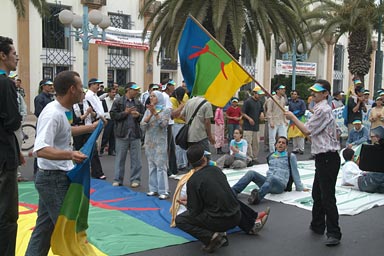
[178,16,252,107]
[189,45,228,80]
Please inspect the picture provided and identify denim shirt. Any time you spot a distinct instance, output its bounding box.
[346,126,369,146]
[267,152,304,191]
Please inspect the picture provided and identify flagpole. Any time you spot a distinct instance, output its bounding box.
[187,15,285,113]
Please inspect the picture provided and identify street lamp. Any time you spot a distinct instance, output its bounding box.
[59,6,110,87]
[279,41,311,91]
[374,0,383,96]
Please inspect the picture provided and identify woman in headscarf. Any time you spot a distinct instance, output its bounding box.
[141,90,171,199]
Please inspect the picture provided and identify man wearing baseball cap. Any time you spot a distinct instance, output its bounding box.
[34,79,54,118]
[285,79,342,246]
[265,84,288,153]
[110,82,145,188]
[85,78,107,124]
[161,79,178,176]
[346,119,369,149]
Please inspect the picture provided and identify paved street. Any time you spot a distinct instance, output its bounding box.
[19,137,384,256]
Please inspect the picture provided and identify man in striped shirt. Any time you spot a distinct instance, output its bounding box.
[285,79,341,247]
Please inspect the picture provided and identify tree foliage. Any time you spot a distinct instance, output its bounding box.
[139,0,309,62]
[11,0,48,18]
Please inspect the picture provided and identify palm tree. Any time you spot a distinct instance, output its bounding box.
[305,0,384,83]
[139,0,309,62]
[11,0,48,17]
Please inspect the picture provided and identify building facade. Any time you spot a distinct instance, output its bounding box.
[0,0,380,113]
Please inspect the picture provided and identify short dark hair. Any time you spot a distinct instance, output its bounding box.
[314,79,331,93]
[275,136,289,146]
[342,148,355,161]
[53,71,80,96]
[187,144,205,168]
[0,36,13,55]
[16,78,21,82]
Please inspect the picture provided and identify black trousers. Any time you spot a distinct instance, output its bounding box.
[311,151,342,239]
[101,119,115,154]
[167,125,177,175]
[175,200,257,245]
[73,133,104,178]
[0,167,18,256]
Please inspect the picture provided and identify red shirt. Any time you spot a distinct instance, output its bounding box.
[226,106,241,124]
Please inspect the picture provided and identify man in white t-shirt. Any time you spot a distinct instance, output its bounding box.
[26,71,99,255]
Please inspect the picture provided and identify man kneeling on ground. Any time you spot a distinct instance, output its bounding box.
[175,144,270,253]
[232,136,309,205]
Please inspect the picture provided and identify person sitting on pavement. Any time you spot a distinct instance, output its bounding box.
[175,144,269,253]
[216,128,251,169]
[341,148,363,188]
[356,126,384,193]
[232,136,309,205]
[346,119,369,149]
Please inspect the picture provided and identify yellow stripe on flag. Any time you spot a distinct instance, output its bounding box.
[205,61,252,107]
[51,216,99,256]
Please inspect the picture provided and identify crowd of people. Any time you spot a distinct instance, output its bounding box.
[1,34,384,254]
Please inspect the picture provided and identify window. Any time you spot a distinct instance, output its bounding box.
[42,5,70,50]
[107,12,131,86]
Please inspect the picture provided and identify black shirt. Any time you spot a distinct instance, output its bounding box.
[187,165,240,218]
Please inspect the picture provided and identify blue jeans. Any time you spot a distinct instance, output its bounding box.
[358,172,384,193]
[114,137,142,185]
[0,167,18,256]
[232,170,285,200]
[25,170,70,256]
[173,123,188,169]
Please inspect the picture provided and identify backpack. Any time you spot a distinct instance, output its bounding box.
[267,152,293,191]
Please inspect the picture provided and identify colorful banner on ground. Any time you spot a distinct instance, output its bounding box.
[17,180,194,255]
[178,16,252,107]
[51,121,104,256]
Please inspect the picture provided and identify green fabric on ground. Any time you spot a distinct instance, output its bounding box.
[88,205,189,255]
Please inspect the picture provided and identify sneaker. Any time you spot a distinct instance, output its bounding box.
[202,232,226,253]
[248,189,261,205]
[112,182,120,187]
[257,207,271,220]
[99,175,106,180]
[131,182,140,188]
[158,193,170,200]
[324,236,340,246]
[249,215,268,235]
[147,191,158,196]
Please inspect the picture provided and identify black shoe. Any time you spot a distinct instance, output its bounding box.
[202,232,226,253]
[292,150,299,154]
[298,149,304,155]
[324,236,340,246]
[248,189,260,205]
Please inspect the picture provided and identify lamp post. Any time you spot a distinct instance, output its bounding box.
[279,41,310,91]
[59,6,110,87]
[374,0,383,95]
